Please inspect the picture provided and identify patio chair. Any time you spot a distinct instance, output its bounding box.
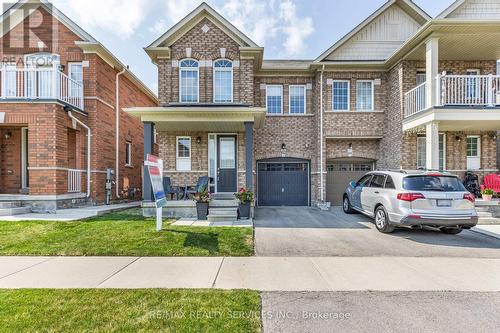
[163,177,181,200]
[183,176,209,200]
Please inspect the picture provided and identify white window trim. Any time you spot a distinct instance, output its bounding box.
[356,80,375,111]
[416,133,446,170]
[213,59,233,103]
[265,85,283,115]
[466,135,481,157]
[332,80,350,111]
[125,142,132,167]
[179,59,199,103]
[288,84,306,114]
[68,62,83,82]
[176,136,192,171]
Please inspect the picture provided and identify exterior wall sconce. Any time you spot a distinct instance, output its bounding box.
[3,132,11,139]
[455,136,462,142]
[281,143,287,157]
[347,143,353,157]
[196,136,202,144]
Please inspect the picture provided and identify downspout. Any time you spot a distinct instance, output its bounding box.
[320,65,325,203]
[67,111,91,198]
[115,66,128,198]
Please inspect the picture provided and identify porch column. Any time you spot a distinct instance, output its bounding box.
[143,122,155,202]
[425,37,439,108]
[244,122,254,189]
[426,121,440,170]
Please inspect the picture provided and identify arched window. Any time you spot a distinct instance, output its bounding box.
[179,59,199,103]
[213,59,233,103]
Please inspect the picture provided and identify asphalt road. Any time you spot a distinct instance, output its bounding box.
[255,207,500,258]
[261,291,500,333]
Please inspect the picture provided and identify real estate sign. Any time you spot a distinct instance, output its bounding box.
[145,154,166,231]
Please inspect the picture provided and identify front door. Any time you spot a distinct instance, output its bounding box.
[21,127,29,190]
[217,135,237,193]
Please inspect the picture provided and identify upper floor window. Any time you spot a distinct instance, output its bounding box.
[416,71,426,86]
[266,85,283,114]
[125,142,132,167]
[289,85,306,114]
[179,59,199,103]
[68,62,83,97]
[332,80,350,111]
[356,80,374,111]
[213,59,233,103]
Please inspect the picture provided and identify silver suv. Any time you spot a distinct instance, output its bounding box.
[343,170,478,234]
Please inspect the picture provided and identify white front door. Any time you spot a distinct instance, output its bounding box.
[466,136,481,170]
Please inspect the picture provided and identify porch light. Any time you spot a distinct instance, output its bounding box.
[196,136,202,144]
[281,143,287,151]
[455,136,461,142]
[3,132,11,139]
[347,143,353,157]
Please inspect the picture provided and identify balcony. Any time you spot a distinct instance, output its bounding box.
[0,67,84,111]
[405,75,500,118]
[403,74,500,132]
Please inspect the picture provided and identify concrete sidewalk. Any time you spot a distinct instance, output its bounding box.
[1,256,499,291]
[0,202,140,222]
[472,225,500,240]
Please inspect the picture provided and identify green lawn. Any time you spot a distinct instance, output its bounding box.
[0,289,261,333]
[0,210,253,257]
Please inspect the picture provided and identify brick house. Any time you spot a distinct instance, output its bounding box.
[0,0,157,212]
[127,0,500,213]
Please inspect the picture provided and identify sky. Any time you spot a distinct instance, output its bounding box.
[5,0,456,94]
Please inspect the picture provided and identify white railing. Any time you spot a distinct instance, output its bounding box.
[404,74,500,118]
[404,81,427,117]
[0,67,84,110]
[68,169,83,193]
[438,74,500,107]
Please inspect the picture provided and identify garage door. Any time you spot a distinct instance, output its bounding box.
[326,160,374,206]
[257,159,309,206]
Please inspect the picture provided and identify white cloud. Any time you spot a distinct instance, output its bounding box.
[163,0,200,23]
[279,0,314,56]
[51,0,152,39]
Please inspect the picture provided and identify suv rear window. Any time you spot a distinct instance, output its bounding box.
[403,176,467,192]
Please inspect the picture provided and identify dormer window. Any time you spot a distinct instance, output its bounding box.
[213,59,233,103]
[179,59,199,103]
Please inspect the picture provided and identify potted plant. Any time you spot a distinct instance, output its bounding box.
[481,188,495,201]
[193,189,211,220]
[234,187,254,220]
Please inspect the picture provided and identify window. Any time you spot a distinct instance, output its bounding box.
[266,85,283,114]
[416,134,446,170]
[2,64,17,97]
[385,176,396,189]
[332,80,350,111]
[179,59,199,103]
[289,85,306,114]
[68,63,83,97]
[213,59,233,103]
[125,142,132,166]
[403,176,467,192]
[466,69,480,100]
[357,175,372,187]
[176,137,191,171]
[467,136,479,157]
[370,175,386,188]
[416,71,426,86]
[497,60,500,75]
[356,80,374,111]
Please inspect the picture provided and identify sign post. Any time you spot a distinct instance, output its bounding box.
[145,154,166,231]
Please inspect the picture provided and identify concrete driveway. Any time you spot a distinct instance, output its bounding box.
[254,207,500,257]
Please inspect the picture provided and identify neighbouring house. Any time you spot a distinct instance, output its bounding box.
[0,0,157,213]
[126,0,500,213]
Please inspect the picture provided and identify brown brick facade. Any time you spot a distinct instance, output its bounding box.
[0,7,156,206]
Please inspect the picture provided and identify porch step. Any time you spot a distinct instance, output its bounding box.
[0,206,32,216]
[212,193,236,200]
[210,199,240,208]
[207,207,238,223]
[0,202,21,209]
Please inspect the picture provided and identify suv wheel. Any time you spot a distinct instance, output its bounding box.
[441,227,463,235]
[374,206,395,233]
[343,196,355,214]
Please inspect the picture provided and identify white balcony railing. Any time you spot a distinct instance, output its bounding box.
[68,169,83,193]
[0,67,84,110]
[404,82,427,118]
[405,75,500,118]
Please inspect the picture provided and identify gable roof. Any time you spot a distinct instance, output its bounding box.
[0,0,96,42]
[314,0,431,63]
[0,0,157,102]
[437,0,500,19]
[147,2,259,49]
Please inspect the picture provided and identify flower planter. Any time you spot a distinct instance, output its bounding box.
[196,202,209,220]
[482,194,493,202]
[239,202,251,220]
